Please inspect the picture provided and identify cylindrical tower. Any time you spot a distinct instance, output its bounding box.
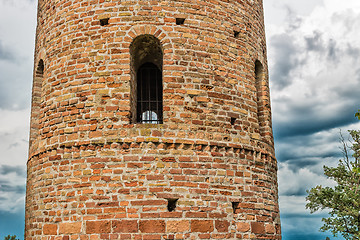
[26,0,281,239]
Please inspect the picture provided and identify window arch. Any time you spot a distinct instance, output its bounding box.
[29,59,45,150]
[130,34,163,124]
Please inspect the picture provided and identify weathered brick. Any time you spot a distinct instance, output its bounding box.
[251,222,265,234]
[43,224,57,235]
[86,221,111,234]
[166,220,190,233]
[191,220,214,233]
[59,222,82,234]
[236,222,250,232]
[215,220,230,232]
[26,0,281,239]
[139,220,165,233]
[265,223,276,234]
[113,220,138,233]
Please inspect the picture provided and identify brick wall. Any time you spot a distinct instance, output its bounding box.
[26,0,281,239]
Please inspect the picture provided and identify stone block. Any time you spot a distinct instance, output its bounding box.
[59,222,82,234]
[191,220,214,233]
[139,220,165,233]
[166,220,190,233]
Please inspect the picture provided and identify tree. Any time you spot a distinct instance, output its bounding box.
[306,111,360,240]
[4,236,19,240]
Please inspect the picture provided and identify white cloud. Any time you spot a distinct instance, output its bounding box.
[267,0,360,139]
[0,0,36,110]
[278,161,335,197]
[0,0,36,61]
[0,108,29,213]
[0,170,26,213]
[0,108,30,165]
[0,0,358,238]
[265,1,360,238]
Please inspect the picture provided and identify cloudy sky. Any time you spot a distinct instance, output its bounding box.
[0,0,359,239]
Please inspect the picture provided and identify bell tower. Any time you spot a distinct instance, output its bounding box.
[26,0,281,239]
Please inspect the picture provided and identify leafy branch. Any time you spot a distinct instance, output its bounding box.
[306,111,360,240]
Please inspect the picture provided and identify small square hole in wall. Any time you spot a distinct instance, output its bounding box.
[234,31,240,38]
[232,202,240,214]
[231,117,237,125]
[100,18,109,26]
[167,199,178,212]
[176,18,186,25]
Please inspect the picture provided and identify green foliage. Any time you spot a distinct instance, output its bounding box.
[4,236,19,240]
[306,111,360,240]
[355,110,360,120]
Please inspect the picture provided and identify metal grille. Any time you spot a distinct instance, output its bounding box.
[136,62,163,124]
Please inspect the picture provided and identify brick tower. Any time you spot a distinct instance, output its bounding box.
[26,0,281,239]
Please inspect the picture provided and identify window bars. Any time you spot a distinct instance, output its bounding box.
[136,62,163,124]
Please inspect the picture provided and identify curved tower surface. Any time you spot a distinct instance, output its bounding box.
[26,0,281,239]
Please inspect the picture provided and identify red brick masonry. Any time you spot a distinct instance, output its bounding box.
[26,0,281,239]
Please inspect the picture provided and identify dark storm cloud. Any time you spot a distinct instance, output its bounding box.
[270,7,360,143]
[269,8,307,91]
[281,212,328,219]
[278,154,331,169]
[282,186,308,196]
[273,99,358,139]
[266,2,360,239]
[0,182,25,194]
[0,165,26,177]
[275,129,342,162]
[269,34,301,90]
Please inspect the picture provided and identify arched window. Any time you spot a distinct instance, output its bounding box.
[29,59,44,150]
[130,35,163,124]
